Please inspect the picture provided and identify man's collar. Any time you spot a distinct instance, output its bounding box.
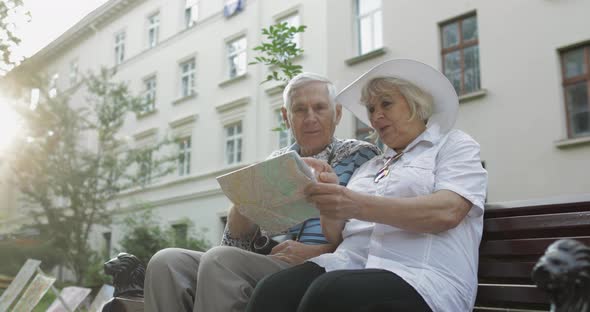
[290,137,338,157]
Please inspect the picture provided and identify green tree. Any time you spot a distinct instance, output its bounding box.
[117,210,210,266]
[0,0,29,75]
[7,69,176,284]
[250,21,307,84]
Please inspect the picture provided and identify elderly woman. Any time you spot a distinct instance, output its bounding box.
[246,59,488,312]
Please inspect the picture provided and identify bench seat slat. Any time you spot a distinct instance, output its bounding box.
[478,261,536,282]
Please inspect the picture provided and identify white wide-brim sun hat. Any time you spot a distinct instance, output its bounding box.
[336,59,459,134]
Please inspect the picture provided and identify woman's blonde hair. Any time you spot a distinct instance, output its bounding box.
[361,77,434,122]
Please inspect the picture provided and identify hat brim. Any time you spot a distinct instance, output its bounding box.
[336,59,459,134]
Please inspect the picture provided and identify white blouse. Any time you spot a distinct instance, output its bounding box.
[309,125,488,312]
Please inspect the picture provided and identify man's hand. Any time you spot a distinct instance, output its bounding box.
[268,240,335,265]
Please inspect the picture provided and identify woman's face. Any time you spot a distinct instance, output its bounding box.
[366,89,426,152]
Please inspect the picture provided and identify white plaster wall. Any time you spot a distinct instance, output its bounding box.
[5,0,590,249]
[326,0,590,202]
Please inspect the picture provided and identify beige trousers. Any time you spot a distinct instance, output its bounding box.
[144,246,292,312]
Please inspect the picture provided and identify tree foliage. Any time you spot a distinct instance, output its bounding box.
[0,0,29,75]
[0,237,62,276]
[117,210,211,266]
[250,22,307,84]
[7,69,176,284]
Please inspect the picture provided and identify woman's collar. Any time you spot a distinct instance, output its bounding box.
[382,124,443,158]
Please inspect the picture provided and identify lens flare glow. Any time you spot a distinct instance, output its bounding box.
[0,96,22,153]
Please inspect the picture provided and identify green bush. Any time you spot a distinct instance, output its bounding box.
[117,210,211,266]
[83,252,111,288]
[0,239,63,276]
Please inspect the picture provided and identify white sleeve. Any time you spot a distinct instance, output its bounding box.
[434,131,488,217]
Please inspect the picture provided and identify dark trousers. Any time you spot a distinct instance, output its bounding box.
[246,262,433,312]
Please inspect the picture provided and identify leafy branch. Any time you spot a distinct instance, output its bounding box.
[249,22,307,84]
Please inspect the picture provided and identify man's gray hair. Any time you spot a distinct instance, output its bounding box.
[282,72,338,113]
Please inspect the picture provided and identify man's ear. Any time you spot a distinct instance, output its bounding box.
[281,107,291,129]
[335,104,343,125]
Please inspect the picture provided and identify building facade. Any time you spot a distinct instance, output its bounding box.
[1,0,589,254]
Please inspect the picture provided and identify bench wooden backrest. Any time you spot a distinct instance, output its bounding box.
[474,197,590,311]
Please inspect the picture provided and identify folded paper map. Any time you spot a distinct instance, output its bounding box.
[216,151,318,233]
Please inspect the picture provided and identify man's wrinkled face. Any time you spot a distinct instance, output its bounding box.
[282,82,341,156]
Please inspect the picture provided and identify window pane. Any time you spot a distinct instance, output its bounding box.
[226,125,234,136]
[229,57,238,77]
[237,122,242,133]
[358,0,380,15]
[464,45,481,93]
[442,22,459,48]
[462,16,478,42]
[237,138,242,162]
[565,83,590,136]
[185,8,192,28]
[186,153,191,173]
[279,14,300,27]
[279,14,301,48]
[226,140,234,163]
[229,37,246,54]
[373,11,383,50]
[444,51,461,93]
[563,48,586,79]
[360,16,373,55]
[237,52,247,76]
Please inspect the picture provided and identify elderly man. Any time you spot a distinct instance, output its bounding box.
[144,73,380,312]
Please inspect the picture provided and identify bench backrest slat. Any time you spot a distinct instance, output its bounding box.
[475,199,590,311]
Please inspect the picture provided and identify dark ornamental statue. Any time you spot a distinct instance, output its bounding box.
[102,253,146,312]
[532,239,590,312]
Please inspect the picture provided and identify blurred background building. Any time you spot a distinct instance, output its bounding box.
[1,0,589,256]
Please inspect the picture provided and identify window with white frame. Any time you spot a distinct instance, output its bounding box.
[114,31,125,65]
[278,13,301,49]
[180,58,196,98]
[227,36,247,78]
[185,0,199,28]
[276,109,294,148]
[147,12,160,48]
[49,73,59,98]
[142,76,157,113]
[178,137,191,176]
[355,0,382,55]
[138,150,153,185]
[225,122,242,165]
[69,60,78,86]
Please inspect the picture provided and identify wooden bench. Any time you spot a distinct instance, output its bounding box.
[109,195,590,311]
[475,195,590,311]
